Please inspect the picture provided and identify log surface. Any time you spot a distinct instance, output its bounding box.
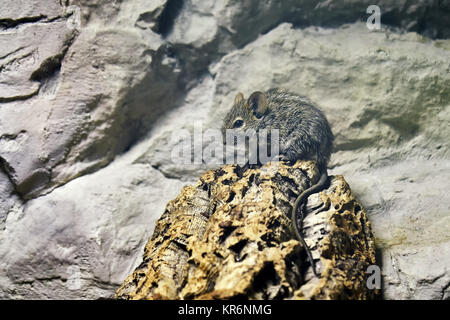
[115,161,377,299]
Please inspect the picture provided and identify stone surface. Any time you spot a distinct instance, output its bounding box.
[116,161,376,300]
[0,0,449,299]
[0,0,181,199]
[0,0,64,22]
[0,153,184,299]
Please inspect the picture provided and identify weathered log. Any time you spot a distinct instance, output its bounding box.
[115,161,377,299]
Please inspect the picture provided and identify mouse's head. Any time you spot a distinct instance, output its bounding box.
[221,91,269,136]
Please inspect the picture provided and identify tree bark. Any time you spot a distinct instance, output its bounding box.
[115,161,377,299]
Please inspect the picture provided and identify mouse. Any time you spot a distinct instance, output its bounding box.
[222,88,334,276]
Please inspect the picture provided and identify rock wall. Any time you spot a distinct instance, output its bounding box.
[0,0,449,299]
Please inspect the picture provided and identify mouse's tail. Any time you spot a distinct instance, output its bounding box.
[291,169,328,277]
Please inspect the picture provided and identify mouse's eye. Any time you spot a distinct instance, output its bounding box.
[232,119,244,128]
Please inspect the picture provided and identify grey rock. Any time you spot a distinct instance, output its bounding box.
[0,0,64,22]
[0,20,75,101]
[0,0,182,199]
[0,169,18,231]
[0,155,184,299]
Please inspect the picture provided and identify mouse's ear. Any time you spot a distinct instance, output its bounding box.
[247,91,268,118]
[234,92,244,105]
